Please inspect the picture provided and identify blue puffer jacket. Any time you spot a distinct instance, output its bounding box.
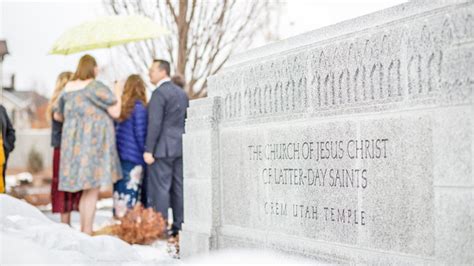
[115,101,147,165]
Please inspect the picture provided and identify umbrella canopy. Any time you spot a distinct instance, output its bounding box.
[49,15,168,55]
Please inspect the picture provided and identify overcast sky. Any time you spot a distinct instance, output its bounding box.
[0,0,405,97]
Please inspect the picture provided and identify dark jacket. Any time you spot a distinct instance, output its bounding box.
[51,116,62,148]
[116,101,148,165]
[0,105,15,158]
[145,81,189,158]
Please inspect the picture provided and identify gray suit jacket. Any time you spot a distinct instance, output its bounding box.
[145,81,189,158]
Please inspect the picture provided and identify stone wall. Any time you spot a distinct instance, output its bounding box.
[181,0,473,263]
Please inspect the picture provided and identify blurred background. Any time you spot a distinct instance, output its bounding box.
[0,0,405,209]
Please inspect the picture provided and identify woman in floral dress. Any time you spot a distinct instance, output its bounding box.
[48,71,82,225]
[54,54,122,235]
[113,74,147,218]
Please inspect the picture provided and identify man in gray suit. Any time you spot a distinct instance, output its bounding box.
[144,59,189,238]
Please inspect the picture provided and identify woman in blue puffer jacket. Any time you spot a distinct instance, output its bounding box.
[113,74,148,218]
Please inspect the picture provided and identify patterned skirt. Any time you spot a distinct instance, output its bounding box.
[113,160,143,218]
[51,148,82,213]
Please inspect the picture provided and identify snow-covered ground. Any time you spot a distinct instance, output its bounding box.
[0,194,179,264]
[41,197,116,232]
[0,194,315,265]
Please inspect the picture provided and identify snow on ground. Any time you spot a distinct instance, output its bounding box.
[42,197,115,232]
[1,194,316,265]
[184,249,317,265]
[0,194,178,264]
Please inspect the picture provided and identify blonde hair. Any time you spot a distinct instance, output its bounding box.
[118,74,147,122]
[72,54,97,81]
[47,71,73,119]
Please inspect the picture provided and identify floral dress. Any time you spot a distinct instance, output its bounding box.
[113,162,143,217]
[55,80,122,192]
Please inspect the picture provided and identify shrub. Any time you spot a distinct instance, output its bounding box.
[27,147,44,174]
[95,203,166,245]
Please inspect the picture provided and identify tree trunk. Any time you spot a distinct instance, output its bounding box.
[177,0,189,94]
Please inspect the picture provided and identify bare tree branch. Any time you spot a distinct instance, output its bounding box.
[103,0,280,98]
[165,0,179,24]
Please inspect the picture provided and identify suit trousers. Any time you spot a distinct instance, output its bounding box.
[146,156,183,235]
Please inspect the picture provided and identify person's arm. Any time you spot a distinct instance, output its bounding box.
[107,81,124,119]
[185,94,190,120]
[52,92,65,123]
[107,101,121,119]
[133,103,147,154]
[53,112,63,122]
[87,81,120,118]
[144,90,165,157]
[4,108,15,154]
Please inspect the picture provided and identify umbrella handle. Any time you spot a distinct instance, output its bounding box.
[109,48,117,83]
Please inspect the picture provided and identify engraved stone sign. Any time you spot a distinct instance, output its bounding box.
[181,1,473,263]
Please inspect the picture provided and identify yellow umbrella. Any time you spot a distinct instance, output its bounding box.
[49,15,168,55]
